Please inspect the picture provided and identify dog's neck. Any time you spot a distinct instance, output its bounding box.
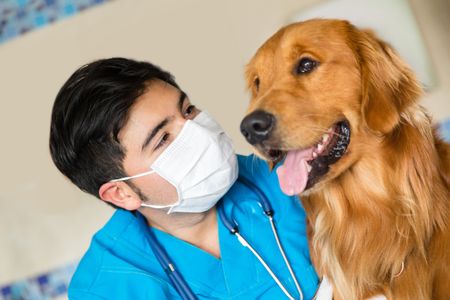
[302,104,449,299]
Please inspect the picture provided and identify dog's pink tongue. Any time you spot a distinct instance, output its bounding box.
[276,148,313,196]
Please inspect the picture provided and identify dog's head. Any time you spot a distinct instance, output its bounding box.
[241,19,421,195]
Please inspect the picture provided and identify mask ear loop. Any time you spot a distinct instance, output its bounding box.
[109,170,179,211]
[141,202,176,210]
[110,170,156,182]
[109,166,184,214]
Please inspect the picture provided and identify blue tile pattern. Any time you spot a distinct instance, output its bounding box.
[0,262,77,300]
[0,0,111,45]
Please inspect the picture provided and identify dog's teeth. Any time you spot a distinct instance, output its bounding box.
[307,163,312,172]
[312,151,318,158]
[328,127,334,134]
[317,143,324,153]
[322,133,329,143]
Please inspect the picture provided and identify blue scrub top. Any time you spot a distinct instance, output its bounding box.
[68,155,319,299]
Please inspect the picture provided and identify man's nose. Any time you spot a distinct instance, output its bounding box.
[240,110,275,145]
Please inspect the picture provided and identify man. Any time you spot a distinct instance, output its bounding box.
[49,57,319,299]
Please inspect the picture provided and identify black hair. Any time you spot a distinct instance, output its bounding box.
[49,57,179,202]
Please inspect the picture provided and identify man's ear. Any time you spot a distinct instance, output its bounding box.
[99,181,142,211]
[354,28,422,134]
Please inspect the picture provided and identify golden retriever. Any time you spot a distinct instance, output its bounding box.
[240,19,449,300]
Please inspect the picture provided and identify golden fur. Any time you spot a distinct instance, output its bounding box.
[243,19,449,299]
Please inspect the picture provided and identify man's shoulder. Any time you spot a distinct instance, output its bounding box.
[68,268,174,299]
[68,210,173,299]
[236,154,268,177]
[232,154,305,219]
[68,211,128,292]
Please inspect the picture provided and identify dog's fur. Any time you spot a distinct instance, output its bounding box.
[243,19,449,299]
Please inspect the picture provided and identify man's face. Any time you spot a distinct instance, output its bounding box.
[118,79,200,206]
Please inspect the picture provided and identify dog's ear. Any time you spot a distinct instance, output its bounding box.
[354,29,422,134]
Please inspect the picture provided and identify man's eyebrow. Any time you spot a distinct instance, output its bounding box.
[140,91,187,152]
[141,118,170,152]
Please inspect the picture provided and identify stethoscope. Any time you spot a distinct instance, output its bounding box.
[144,176,304,300]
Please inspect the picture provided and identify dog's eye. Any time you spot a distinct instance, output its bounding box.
[295,57,318,75]
[254,77,260,92]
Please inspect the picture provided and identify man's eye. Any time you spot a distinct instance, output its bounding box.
[155,133,170,150]
[184,105,196,117]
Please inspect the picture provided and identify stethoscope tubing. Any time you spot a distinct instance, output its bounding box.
[237,176,273,215]
[146,223,198,300]
[218,177,303,300]
[145,176,305,300]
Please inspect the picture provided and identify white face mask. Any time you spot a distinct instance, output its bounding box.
[111,111,238,214]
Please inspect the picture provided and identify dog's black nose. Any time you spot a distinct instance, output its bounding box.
[240,110,275,145]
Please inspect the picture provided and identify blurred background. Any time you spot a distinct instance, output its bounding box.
[0,0,448,299]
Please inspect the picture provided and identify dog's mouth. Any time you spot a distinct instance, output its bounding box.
[261,120,351,195]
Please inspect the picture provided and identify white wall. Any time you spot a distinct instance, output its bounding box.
[0,0,448,286]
